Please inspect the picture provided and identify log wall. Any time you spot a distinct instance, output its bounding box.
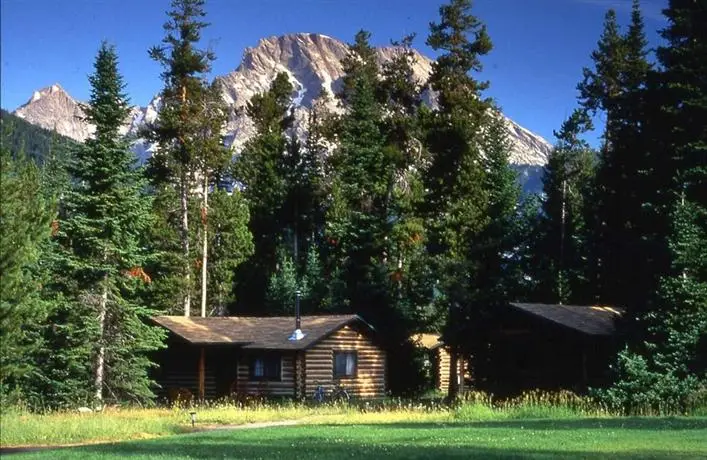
[436,347,465,394]
[305,325,386,398]
[235,352,296,397]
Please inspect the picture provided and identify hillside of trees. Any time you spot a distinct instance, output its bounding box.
[1,109,78,163]
[1,0,704,412]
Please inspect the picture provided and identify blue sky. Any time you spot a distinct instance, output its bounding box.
[1,0,667,144]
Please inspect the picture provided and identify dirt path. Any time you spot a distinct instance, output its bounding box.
[0,419,308,455]
[195,419,305,431]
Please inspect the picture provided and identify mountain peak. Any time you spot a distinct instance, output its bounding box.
[27,83,70,104]
[12,32,551,168]
[14,84,92,142]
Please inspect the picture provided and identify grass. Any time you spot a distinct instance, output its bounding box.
[6,417,707,459]
[2,390,705,453]
[0,398,593,448]
[0,403,349,447]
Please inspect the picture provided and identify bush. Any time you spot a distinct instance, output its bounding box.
[593,349,705,415]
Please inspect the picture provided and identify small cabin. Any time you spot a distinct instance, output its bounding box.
[410,333,469,394]
[489,302,623,395]
[151,314,386,401]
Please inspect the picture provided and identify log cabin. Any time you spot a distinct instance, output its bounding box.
[151,314,386,401]
[488,302,623,396]
[410,333,469,394]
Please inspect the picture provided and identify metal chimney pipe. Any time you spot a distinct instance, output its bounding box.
[295,289,301,330]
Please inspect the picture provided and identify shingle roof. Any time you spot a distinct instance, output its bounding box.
[509,303,623,336]
[151,314,369,350]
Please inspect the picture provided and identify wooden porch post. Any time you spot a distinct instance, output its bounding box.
[198,347,205,400]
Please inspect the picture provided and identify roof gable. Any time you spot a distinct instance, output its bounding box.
[152,314,372,350]
[410,333,444,350]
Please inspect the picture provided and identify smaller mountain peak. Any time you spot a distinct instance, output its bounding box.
[27,83,69,104]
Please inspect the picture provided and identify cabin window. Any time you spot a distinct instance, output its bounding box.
[333,351,357,378]
[250,355,281,381]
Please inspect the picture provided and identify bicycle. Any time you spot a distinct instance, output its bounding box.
[311,382,350,403]
[330,383,350,403]
[313,384,326,403]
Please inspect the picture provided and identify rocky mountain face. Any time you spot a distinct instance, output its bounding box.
[12,33,552,172]
[14,84,93,142]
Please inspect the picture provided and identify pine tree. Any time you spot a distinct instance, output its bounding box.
[578,8,624,148]
[578,2,652,307]
[266,251,299,314]
[281,133,324,269]
[648,199,707,380]
[207,189,253,315]
[56,43,164,403]
[656,0,707,214]
[146,0,216,316]
[597,1,706,411]
[468,109,520,386]
[233,72,293,312]
[193,81,232,317]
[536,109,596,304]
[325,30,389,321]
[0,147,53,404]
[379,34,429,317]
[424,0,493,398]
[600,199,707,413]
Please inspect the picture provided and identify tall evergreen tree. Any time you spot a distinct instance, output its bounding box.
[55,43,164,403]
[578,8,624,149]
[535,109,596,304]
[469,109,520,387]
[656,0,707,214]
[0,147,53,404]
[146,0,216,316]
[206,188,253,315]
[579,2,652,307]
[325,30,390,319]
[600,198,707,413]
[233,72,293,312]
[423,0,493,398]
[599,1,706,411]
[192,81,232,317]
[379,34,429,314]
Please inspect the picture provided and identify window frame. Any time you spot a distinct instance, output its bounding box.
[333,350,358,379]
[249,354,282,381]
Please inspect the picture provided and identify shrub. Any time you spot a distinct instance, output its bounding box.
[593,349,705,415]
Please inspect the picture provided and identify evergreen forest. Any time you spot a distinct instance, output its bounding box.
[1,0,705,413]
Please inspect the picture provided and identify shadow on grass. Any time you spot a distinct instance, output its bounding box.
[39,434,702,460]
[8,418,707,459]
[435,417,707,431]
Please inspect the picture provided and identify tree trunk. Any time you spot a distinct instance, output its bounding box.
[201,174,208,318]
[179,82,191,317]
[559,179,567,304]
[181,172,191,317]
[294,201,299,263]
[94,273,108,403]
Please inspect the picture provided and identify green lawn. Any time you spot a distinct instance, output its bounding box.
[8,418,707,459]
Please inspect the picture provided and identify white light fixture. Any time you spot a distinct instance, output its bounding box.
[288,328,306,341]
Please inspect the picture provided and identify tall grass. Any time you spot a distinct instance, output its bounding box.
[0,402,343,447]
[452,390,611,422]
[2,390,704,448]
